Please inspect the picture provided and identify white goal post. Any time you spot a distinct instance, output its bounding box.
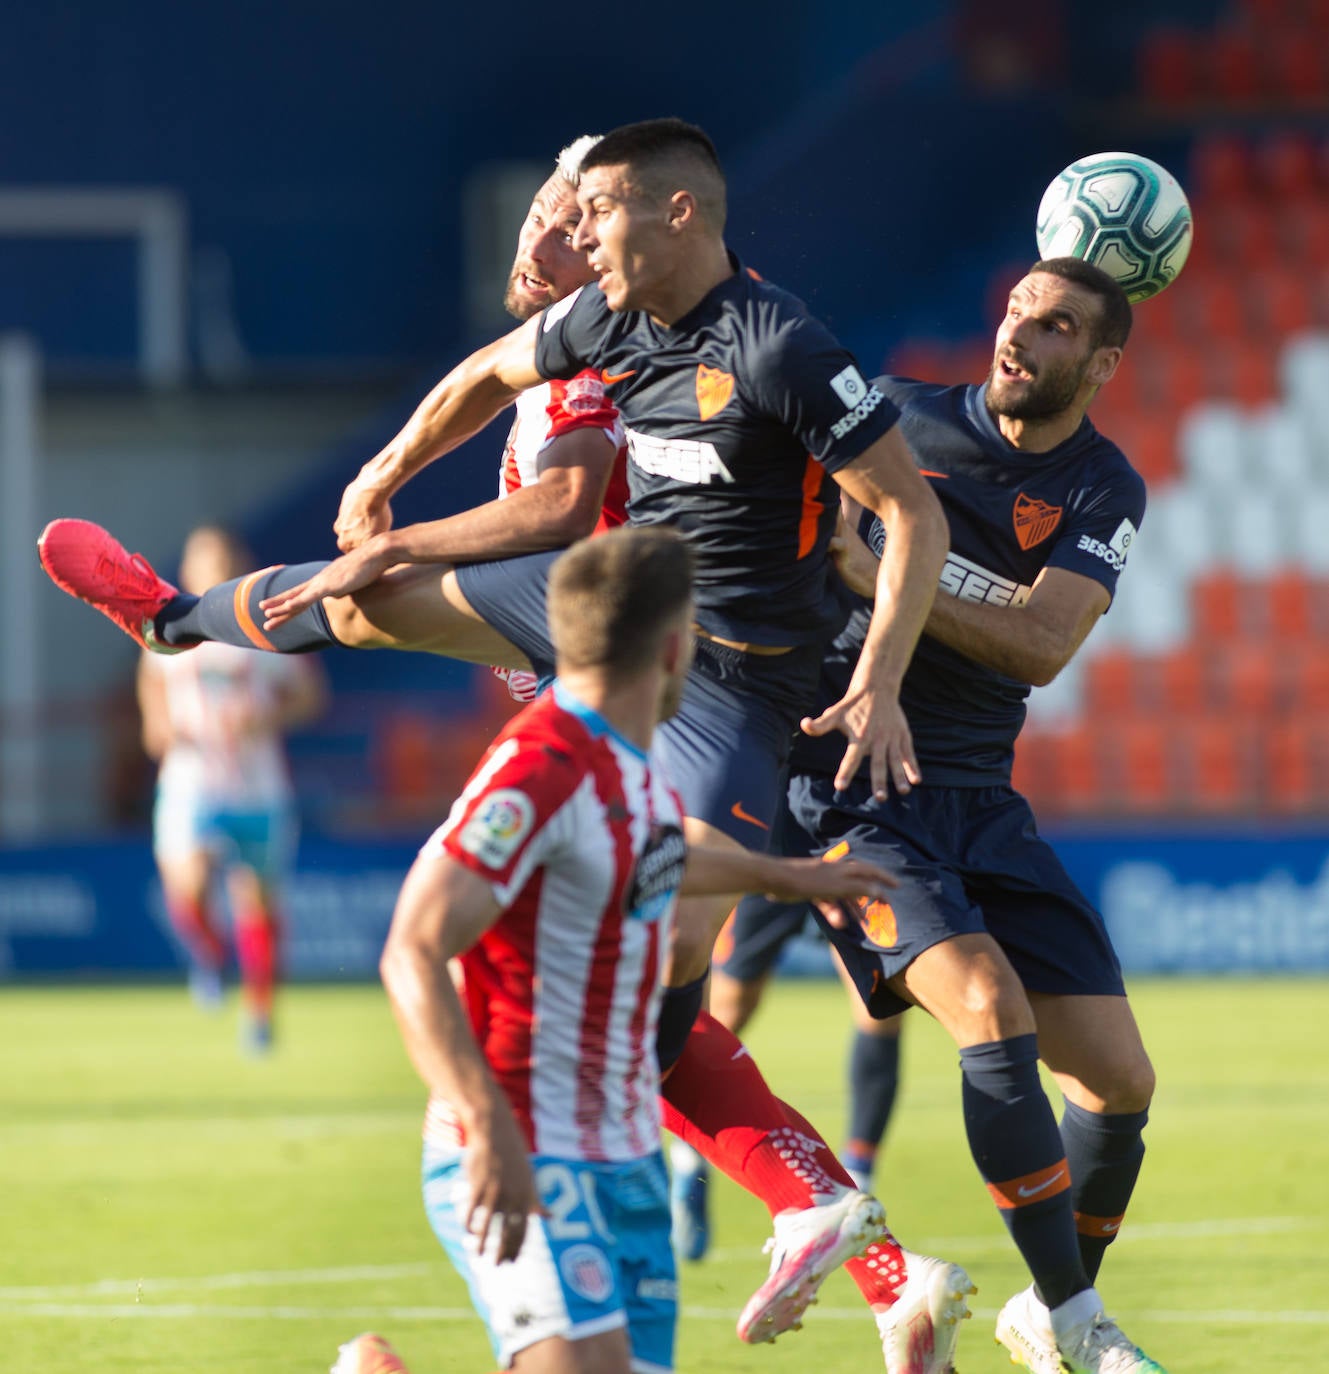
[0,187,188,388]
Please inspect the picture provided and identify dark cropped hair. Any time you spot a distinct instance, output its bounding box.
[1030,256,1133,349]
[580,117,723,179]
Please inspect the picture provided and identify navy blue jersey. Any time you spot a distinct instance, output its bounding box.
[794,378,1147,785]
[532,258,901,647]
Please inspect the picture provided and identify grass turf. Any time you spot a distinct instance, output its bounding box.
[1,977,1324,1371]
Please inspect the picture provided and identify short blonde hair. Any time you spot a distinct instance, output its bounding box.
[548,528,695,676]
[556,134,601,186]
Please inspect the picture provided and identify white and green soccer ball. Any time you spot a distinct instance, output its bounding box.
[1035,151,1193,303]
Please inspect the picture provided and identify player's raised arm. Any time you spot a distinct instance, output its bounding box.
[806,425,948,799]
[336,315,546,551]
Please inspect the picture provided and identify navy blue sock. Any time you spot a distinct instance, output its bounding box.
[655,973,708,1074]
[845,1028,901,1168]
[960,1034,1089,1310]
[157,563,341,652]
[1061,1100,1149,1283]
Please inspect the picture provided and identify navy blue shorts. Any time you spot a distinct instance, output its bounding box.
[714,785,817,980]
[788,775,1126,1019]
[456,553,824,845]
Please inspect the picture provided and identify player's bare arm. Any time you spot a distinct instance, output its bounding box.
[804,425,948,799]
[258,426,616,629]
[681,843,896,923]
[832,515,1108,687]
[336,315,546,551]
[924,564,1109,685]
[380,853,542,1264]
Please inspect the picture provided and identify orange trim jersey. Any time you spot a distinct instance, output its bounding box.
[532,258,901,648]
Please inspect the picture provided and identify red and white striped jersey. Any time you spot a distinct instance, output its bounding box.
[421,683,685,1162]
[498,370,630,531]
[492,371,630,703]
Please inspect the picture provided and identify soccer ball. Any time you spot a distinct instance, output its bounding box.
[1035,151,1193,303]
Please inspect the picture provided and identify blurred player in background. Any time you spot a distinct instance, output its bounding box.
[137,525,325,1051]
[750,258,1167,1374]
[336,528,901,1374]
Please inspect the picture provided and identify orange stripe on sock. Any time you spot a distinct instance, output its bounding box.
[1075,1211,1125,1238]
[986,1158,1071,1210]
[233,567,278,651]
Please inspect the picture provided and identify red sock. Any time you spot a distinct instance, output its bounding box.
[234,907,280,1019]
[776,1096,908,1307]
[167,895,226,970]
[660,1010,859,1214]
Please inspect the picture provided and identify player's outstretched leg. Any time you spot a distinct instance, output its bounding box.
[38,517,340,653]
[39,518,187,653]
[329,1331,411,1373]
[996,1286,1167,1374]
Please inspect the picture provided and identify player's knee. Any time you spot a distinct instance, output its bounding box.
[1105,1049,1156,1114]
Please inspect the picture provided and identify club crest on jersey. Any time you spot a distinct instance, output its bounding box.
[560,1244,615,1304]
[1012,492,1063,550]
[696,364,734,421]
[457,788,535,868]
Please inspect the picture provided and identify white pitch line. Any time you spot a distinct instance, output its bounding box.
[701,1213,1312,1263]
[0,1263,433,1302]
[1,1302,1325,1327]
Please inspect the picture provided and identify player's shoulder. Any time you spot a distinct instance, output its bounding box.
[874,373,970,414]
[1079,418,1149,509]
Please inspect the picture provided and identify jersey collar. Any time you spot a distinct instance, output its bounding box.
[552,680,648,761]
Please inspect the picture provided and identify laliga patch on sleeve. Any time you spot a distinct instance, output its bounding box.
[829,364,869,409]
[457,789,536,868]
[1109,517,1136,564]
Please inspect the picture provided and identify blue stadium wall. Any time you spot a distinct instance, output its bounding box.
[0,2,1210,378]
[1,826,1324,980]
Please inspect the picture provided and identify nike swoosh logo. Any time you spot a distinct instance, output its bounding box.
[730,1045,751,1061]
[601,368,637,385]
[1018,1170,1066,1199]
[919,469,949,479]
[1101,1220,1121,1233]
[730,802,770,830]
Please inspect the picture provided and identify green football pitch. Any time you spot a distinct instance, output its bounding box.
[2,977,1324,1372]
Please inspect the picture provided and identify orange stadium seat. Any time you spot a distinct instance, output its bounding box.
[1258,130,1322,199]
[1266,34,1329,104]
[1157,646,1208,715]
[1083,648,1141,718]
[1192,569,1243,643]
[1179,717,1258,812]
[1207,28,1264,103]
[1185,271,1249,341]
[1116,718,1177,811]
[1283,200,1329,267]
[1209,200,1279,267]
[1041,725,1106,816]
[1190,133,1256,204]
[1216,337,1281,406]
[1265,717,1317,811]
[1215,645,1281,717]
[1251,265,1317,338]
[1288,642,1329,711]
[1264,568,1315,641]
[1139,27,1200,107]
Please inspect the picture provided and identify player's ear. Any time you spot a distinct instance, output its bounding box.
[1087,345,1122,387]
[666,190,696,234]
